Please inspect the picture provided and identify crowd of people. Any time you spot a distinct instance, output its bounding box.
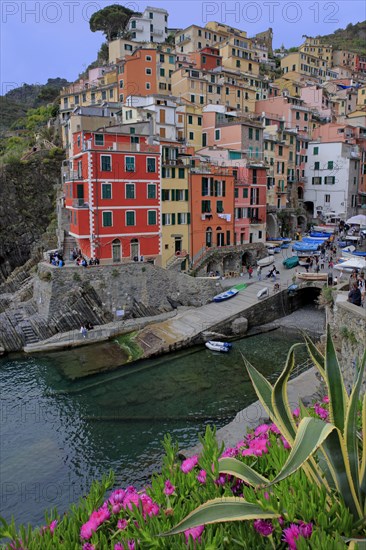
[348,269,365,307]
[49,252,64,267]
[71,248,100,267]
[80,322,94,338]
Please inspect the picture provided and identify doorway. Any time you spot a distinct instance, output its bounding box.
[130,238,139,260]
[112,239,121,262]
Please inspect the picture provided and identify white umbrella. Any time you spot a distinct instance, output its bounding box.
[346,214,366,226]
[334,258,366,272]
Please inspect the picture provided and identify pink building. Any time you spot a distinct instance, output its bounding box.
[255,96,313,132]
[300,86,332,120]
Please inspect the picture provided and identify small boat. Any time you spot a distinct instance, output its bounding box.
[297,273,328,281]
[257,256,275,267]
[333,258,366,272]
[213,288,239,302]
[257,287,269,299]
[283,256,299,269]
[205,340,232,352]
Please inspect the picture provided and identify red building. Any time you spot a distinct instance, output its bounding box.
[189,162,235,261]
[63,130,161,264]
[190,47,222,70]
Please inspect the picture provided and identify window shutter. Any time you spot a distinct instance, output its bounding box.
[172,213,176,225]
[187,212,191,224]
[177,213,181,225]
[223,181,226,196]
[171,189,175,201]
[185,189,188,201]
[162,214,166,226]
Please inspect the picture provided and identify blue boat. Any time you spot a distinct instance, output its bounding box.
[292,242,320,252]
[310,231,332,238]
[213,288,239,302]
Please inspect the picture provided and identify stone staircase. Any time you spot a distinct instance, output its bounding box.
[63,233,77,261]
[12,309,40,345]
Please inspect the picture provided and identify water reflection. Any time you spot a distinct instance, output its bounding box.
[0,329,308,526]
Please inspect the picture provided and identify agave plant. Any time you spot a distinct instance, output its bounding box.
[166,326,366,545]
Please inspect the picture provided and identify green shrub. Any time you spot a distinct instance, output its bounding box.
[73,272,81,282]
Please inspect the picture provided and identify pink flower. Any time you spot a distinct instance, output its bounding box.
[299,521,313,538]
[197,469,207,484]
[82,544,95,550]
[282,522,312,549]
[117,519,128,530]
[292,408,300,417]
[140,493,159,518]
[110,489,126,505]
[80,521,95,540]
[181,455,198,473]
[215,473,227,486]
[282,524,300,549]
[281,436,291,449]
[114,544,124,550]
[254,519,274,536]
[184,525,204,545]
[164,480,175,496]
[314,404,329,420]
[242,448,256,456]
[221,447,238,458]
[254,424,270,436]
[322,396,330,404]
[80,505,111,539]
[127,541,135,550]
[269,423,281,434]
[249,437,269,456]
[263,492,270,501]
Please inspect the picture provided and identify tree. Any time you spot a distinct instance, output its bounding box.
[89,4,140,42]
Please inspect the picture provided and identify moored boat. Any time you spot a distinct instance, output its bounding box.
[257,256,275,267]
[205,341,232,353]
[297,272,328,281]
[213,288,239,302]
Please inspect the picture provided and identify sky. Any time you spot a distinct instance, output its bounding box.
[1,0,366,94]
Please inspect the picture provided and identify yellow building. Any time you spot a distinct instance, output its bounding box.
[219,37,260,75]
[281,51,327,82]
[176,103,203,150]
[108,38,139,63]
[175,24,228,54]
[205,21,247,40]
[161,145,191,268]
[300,37,333,64]
[263,126,290,209]
[357,85,366,107]
[273,76,303,97]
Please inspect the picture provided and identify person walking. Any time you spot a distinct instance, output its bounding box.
[80,325,88,339]
[257,266,262,281]
[248,266,253,279]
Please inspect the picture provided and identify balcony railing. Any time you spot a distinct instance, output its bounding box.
[62,169,81,181]
[72,199,89,208]
[250,218,263,224]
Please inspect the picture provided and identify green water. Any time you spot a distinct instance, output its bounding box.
[0,329,308,527]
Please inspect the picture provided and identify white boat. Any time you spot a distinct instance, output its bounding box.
[205,341,232,353]
[334,258,366,272]
[257,256,275,267]
[213,288,239,302]
[297,272,328,281]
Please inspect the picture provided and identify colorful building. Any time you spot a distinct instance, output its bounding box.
[63,130,161,264]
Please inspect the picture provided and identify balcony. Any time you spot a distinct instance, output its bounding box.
[276,187,287,194]
[152,28,163,36]
[250,218,263,225]
[235,178,250,186]
[72,199,89,208]
[62,169,81,181]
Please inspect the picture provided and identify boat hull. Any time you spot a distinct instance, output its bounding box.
[213,288,239,302]
[205,341,232,352]
[257,256,275,267]
[297,273,327,281]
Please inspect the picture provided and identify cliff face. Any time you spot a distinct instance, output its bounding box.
[0,153,63,282]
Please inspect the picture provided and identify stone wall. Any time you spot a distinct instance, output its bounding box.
[327,295,366,393]
[0,262,221,352]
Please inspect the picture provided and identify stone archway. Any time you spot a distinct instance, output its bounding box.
[297,215,307,233]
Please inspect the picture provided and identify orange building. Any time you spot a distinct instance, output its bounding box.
[118,49,158,99]
[190,47,222,70]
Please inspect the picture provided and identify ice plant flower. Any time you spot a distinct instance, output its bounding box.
[282,522,312,549]
[254,519,274,536]
[322,396,330,404]
[184,525,204,545]
[292,408,300,417]
[80,504,111,539]
[181,455,198,473]
[164,479,175,496]
[197,469,207,484]
[314,404,329,420]
[117,519,128,530]
[114,544,124,550]
[140,493,159,518]
[82,544,95,550]
[269,423,281,434]
[254,424,270,436]
[281,436,291,449]
[221,447,238,458]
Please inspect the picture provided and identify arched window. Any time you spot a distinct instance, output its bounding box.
[112,239,121,263]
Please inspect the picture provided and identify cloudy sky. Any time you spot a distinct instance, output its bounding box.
[1,0,365,93]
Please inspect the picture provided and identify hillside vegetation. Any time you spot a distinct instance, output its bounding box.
[321,20,366,56]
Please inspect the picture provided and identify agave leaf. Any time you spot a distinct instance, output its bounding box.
[272,346,300,443]
[218,457,269,487]
[359,393,366,501]
[345,351,366,503]
[303,333,326,379]
[346,539,366,549]
[325,325,348,432]
[163,498,279,536]
[320,429,362,520]
[245,360,275,420]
